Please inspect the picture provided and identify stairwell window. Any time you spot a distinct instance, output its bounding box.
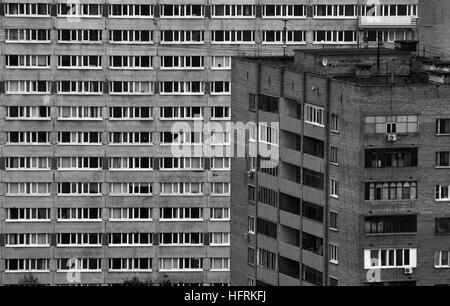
[6,29,51,43]
[109,81,153,95]
[5,3,50,16]
[58,132,102,145]
[6,81,50,94]
[110,30,152,44]
[6,55,50,68]
[109,183,153,196]
[6,183,51,196]
[58,183,101,196]
[109,4,153,18]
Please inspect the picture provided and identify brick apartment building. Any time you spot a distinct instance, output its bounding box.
[230,46,450,286]
[0,0,420,285]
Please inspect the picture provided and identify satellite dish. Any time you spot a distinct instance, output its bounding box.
[322,58,328,67]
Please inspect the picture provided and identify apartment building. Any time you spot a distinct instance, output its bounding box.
[230,46,450,286]
[0,0,419,286]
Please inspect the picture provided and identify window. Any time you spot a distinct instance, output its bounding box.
[330,179,339,198]
[58,183,101,196]
[247,216,255,234]
[109,132,152,145]
[109,56,152,69]
[436,218,450,234]
[109,258,152,272]
[6,106,50,120]
[258,187,278,207]
[212,5,255,18]
[58,55,102,69]
[314,30,357,43]
[365,115,418,134]
[160,208,203,221]
[110,30,152,43]
[57,233,101,246]
[211,81,231,95]
[302,202,323,223]
[210,258,230,271]
[330,146,339,165]
[57,208,101,221]
[5,3,50,16]
[58,29,102,43]
[248,185,256,203]
[209,233,230,246]
[160,157,203,170]
[6,259,49,272]
[109,233,153,246]
[58,107,101,120]
[6,81,50,94]
[436,152,450,168]
[257,248,277,270]
[364,29,411,43]
[109,157,153,171]
[58,157,102,170]
[160,183,203,195]
[262,31,305,44]
[437,119,450,135]
[109,4,153,18]
[6,234,49,247]
[7,132,50,144]
[329,277,339,286]
[212,30,255,43]
[304,136,324,158]
[159,258,203,271]
[57,81,102,94]
[259,123,279,146]
[212,57,231,69]
[161,56,204,69]
[160,81,204,95]
[211,107,230,120]
[248,248,256,265]
[58,132,101,145]
[211,183,230,196]
[109,107,152,120]
[365,148,418,168]
[435,251,450,268]
[314,5,357,17]
[364,248,417,269]
[7,183,50,196]
[249,94,256,112]
[161,31,204,43]
[365,215,417,234]
[109,183,152,196]
[365,181,417,201]
[109,208,152,221]
[305,104,324,126]
[6,208,50,222]
[303,266,323,286]
[6,29,51,43]
[160,5,203,17]
[258,94,279,113]
[330,211,338,231]
[257,218,277,239]
[210,132,231,145]
[6,55,50,68]
[160,132,203,145]
[58,258,102,272]
[331,114,339,132]
[329,244,339,264]
[57,3,101,17]
[109,81,153,95]
[262,5,306,18]
[160,107,203,120]
[6,157,50,170]
[210,208,230,221]
[303,168,324,190]
[211,157,230,170]
[361,4,418,17]
[159,233,203,246]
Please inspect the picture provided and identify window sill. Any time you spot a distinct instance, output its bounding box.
[108,269,153,273]
[58,169,103,171]
[5,220,51,223]
[158,269,204,272]
[108,244,153,247]
[57,93,103,96]
[109,67,154,70]
[58,41,103,44]
[56,270,102,273]
[5,270,51,273]
[159,194,204,197]
[109,219,153,222]
[108,118,153,121]
[5,245,50,248]
[262,16,307,19]
[6,118,51,121]
[56,245,102,248]
[108,144,154,146]
[160,68,205,71]
[6,169,51,171]
[159,118,204,121]
[6,67,50,70]
[57,144,103,146]
[109,194,153,197]
[159,219,204,222]
[109,169,154,172]
[159,93,205,96]
[57,220,102,222]
[109,93,154,96]
[57,118,103,121]
[5,195,51,197]
[57,195,102,197]
[6,41,51,44]
[159,42,205,45]
[109,16,154,19]
[57,67,103,70]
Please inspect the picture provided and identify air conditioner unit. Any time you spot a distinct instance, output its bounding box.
[387,134,398,142]
[404,267,413,275]
[247,170,255,178]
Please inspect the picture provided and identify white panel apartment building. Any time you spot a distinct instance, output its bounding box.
[0,0,418,285]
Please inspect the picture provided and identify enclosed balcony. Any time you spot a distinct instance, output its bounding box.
[358,16,417,28]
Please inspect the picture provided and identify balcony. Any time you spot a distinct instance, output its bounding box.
[358,16,417,28]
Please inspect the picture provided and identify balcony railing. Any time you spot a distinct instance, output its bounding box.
[358,16,417,28]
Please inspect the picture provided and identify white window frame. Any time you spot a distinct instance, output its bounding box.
[6,29,51,43]
[109,183,153,196]
[6,183,51,196]
[109,132,153,145]
[6,157,51,170]
[160,182,204,196]
[6,81,50,94]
